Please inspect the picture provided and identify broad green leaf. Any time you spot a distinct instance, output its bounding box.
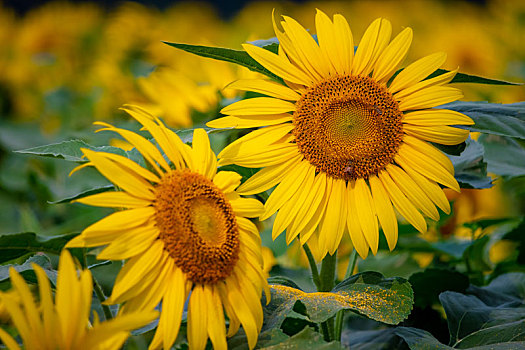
[463,236,492,273]
[439,287,525,346]
[263,272,413,330]
[163,42,283,82]
[0,232,77,264]
[394,327,453,350]
[449,137,492,189]
[430,69,522,85]
[478,134,525,178]
[0,254,57,290]
[15,140,128,162]
[444,101,525,139]
[48,185,115,204]
[409,268,469,308]
[259,327,343,350]
[457,320,525,348]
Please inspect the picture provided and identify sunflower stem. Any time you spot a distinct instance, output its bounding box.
[319,251,337,341]
[82,249,113,321]
[302,243,321,291]
[335,249,358,342]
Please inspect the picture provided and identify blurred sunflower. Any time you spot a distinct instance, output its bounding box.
[0,250,157,350]
[67,105,268,350]
[209,10,473,259]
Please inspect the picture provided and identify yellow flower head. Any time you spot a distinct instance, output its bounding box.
[0,250,157,350]
[67,105,269,350]
[208,10,474,260]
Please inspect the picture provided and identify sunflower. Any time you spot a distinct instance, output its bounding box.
[0,250,157,350]
[208,10,474,260]
[66,105,269,350]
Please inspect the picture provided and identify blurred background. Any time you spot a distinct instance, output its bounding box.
[0,0,524,284]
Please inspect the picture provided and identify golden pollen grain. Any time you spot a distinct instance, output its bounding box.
[293,75,403,181]
[154,170,239,284]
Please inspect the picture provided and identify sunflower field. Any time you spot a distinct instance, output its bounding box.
[1,0,525,349]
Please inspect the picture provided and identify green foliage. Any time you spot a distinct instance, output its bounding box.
[263,271,413,331]
[409,269,469,308]
[15,140,128,162]
[445,102,525,139]
[478,134,525,179]
[449,138,491,189]
[163,42,283,82]
[0,232,76,264]
[0,254,57,291]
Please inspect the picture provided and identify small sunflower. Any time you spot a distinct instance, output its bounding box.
[66,105,268,350]
[0,250,157,350]
[208,10,473,260]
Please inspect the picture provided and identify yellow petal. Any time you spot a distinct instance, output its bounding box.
[398,86,463,111]
[225,281,259,349]
[93,122,168,174]
[288,171,327,238]
[352,18,392,76]
[204,286,227,350]
[213,171,242,194]
[192,129,217,179]
[242,43,312,86]
[66,207,155,247]
[159,267,187,350]
[404,124,470,145]
[402,135,454,173]
[389,52,447,94]
[346,182,369,259]
[281,14,329,79]
[403,109,474,126]
[97,224,158,260]
[218,123,294,160]
[230,198,264,218]
[74,191,150,209]
[271,164,314,242]
[369,175,398,251]
[261,160,311,221]
[82,149,155,200]
[354,178,379,255]
[318,178,348,256]
[402,165,451,214]
[396,143,459,192]
[314,9,339,74]
[236,154,302,195]
[207,114,293,129]
[0,328,21,350]
[394,69,457,100]
[219,143,298,168]
[378,171,427,233]
[373,27,413,83]
[226,79,300,100]
[387,164,439,221]
[221,97,296,116]
[332,13,355,74]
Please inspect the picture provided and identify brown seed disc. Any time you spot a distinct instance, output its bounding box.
[293,75,403,181]
[154,170,239,285]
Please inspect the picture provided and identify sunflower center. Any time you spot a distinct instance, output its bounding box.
[293,75,403,181]
[154,170,239,285]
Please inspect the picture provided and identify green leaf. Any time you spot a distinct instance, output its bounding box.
[409,268,469,308]
[0,232,77,264]
[431,69,522,85]
[440,274,525,347]
[449,137,492,189]
[259,327,343,350]
[0,254,57,290]
[48,185,115,204]
[263,272,413,331]
[15,140,128,162]
[478,134,525,178]
[394,327,453,350]
[463,236,492,273]
[444,101,525,139]
[163,42,283,82]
